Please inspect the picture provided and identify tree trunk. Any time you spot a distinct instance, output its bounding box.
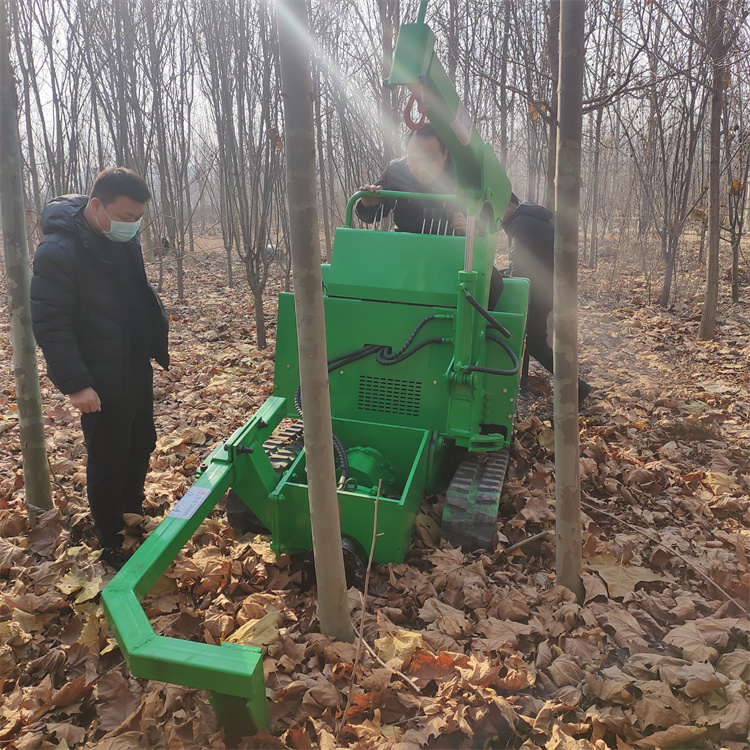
[553,0,584,603]
[698,222,707,266]
[545,0,560,210]
[219,169,234,288]
[313,65,332,261]
[698,0,726,340]
[141,205,155,262]
[325,103,337,236]
[377,0,399,164]
[447,0,459,82]
[176,245,184,301]
[9,0,41,223]
[589,107,604,269]
[251,280,267,349]
[277,0,354,643]
[0,0,53,522]
[499,0,511,166]
[660,245,676,307]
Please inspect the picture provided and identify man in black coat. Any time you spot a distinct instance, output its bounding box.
[31,168,169,569]
[503,193,592,405]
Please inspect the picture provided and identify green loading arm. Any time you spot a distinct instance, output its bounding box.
[387,0,511,229]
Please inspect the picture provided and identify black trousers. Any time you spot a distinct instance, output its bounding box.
[80,376,156,548]
[521,305,589,397]
[524,304,554,382]
[488,267,505,311]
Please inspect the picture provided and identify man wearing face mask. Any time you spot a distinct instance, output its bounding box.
[31,167,169,569]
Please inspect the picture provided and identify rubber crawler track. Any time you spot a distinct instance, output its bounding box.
[441,449,510,550]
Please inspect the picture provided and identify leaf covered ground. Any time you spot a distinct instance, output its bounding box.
[1,246,750,750]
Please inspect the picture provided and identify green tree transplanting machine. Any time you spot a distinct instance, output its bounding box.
[102,2,529,735]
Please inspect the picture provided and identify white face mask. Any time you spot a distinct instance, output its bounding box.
[92,201,141,242]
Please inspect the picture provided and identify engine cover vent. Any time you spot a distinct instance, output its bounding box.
[357,375,422,417]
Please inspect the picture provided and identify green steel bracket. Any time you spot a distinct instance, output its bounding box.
[102,397,291,735]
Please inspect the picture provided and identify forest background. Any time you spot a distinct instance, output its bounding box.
[3,1,750,749]
[5,0,750,335]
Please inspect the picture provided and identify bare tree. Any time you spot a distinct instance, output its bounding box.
[619,1,709,307]
[278,0,354,644]
[699,0,748,337]
[554,0,585,603]
[1,0,52,520]
[725,54,750,303]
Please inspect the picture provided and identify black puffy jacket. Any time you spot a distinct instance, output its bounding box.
[504,201,555,313]
[30,195,169,402]
[355,157,462,234]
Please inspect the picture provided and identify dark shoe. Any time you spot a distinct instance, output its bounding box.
[578,380,593,407]
[101,546,130,571]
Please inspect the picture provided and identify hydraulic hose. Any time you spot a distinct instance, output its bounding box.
[462,289,512,339]
[331,434,349,489]
[328,315,447,370]
[376,337,444,365]
[294,385,350,489]
[467,333,520,376]
[327,344,381,372]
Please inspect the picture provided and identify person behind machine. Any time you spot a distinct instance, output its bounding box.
[357,124,508,308]
[502,192,592,405]
[356,124,467,235]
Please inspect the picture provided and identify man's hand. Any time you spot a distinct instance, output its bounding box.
[450,211,467,236]
[358,184,383,207]
[69,387,101,413]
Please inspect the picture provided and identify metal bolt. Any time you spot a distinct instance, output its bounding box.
[509,398,514,403]
[340,370,345,375]
[433,380,437,385]
[286,364,290,369]
[502,388,507,393]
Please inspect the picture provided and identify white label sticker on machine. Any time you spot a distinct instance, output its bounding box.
[449,102,472,147]
[168,487,212,520]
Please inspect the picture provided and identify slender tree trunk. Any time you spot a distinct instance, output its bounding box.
[699,0,726,340]
[545,0,560,210]
[9,0,41,222]
[313,66,332,261]
[142,205,155,262]
[589,107,604,269]
[447,0,459,81]
[0,0,53,521]
[553,0,584,603]
[176,244,184,300]
[219,168,234,288]
[325,104,337,235]
[499,0,511,166]
[377,0,398,163]
[660,244,676,307]
[277,0,354,643]
[732,238,739,303]
[186,177,195,258]
[251,283,267,349]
